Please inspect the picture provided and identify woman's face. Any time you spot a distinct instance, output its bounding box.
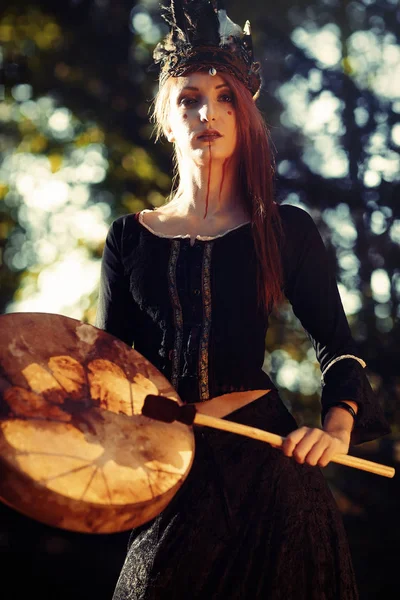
[165,72,237,164]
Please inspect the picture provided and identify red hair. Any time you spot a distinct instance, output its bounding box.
[152,73,284,313]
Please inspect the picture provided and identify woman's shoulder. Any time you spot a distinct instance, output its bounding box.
[105,213,143,256]
[109,212,141,231]
[106,212,142,239]
[276,202,322,243]
[277,202,316,228]
[275,202,327,269]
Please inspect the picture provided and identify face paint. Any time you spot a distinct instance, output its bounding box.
[227,111,232,115]
[204,142,212,219]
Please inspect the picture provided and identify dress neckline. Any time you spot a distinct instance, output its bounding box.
[137,209,251,243]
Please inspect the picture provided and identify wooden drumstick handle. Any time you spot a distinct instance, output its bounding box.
[194,413,395,479]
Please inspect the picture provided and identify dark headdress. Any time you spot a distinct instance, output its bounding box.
[152,0,261,96]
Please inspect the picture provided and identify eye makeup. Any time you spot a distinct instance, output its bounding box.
[177,85,234,108]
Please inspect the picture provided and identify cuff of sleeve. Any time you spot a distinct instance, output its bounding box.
[320,358,391,446]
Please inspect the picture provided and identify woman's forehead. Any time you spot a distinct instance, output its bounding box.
[171,72,230,93]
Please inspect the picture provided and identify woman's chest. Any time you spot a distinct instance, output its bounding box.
[124,233,261,321]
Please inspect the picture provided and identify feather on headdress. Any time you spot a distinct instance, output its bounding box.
[152,0,261,96]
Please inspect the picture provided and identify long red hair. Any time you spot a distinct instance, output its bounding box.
[152,72,284,314]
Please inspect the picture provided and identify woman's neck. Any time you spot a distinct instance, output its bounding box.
[170,155,247,222]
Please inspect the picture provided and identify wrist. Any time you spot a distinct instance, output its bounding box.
[323,401,358,438]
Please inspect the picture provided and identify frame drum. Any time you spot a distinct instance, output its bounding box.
[0,313,194,534]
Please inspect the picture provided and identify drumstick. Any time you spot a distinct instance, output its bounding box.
[142,395,395,479]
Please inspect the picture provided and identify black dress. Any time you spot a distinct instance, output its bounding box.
[95,204,390,599]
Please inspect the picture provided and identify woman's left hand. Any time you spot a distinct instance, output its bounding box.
[281,427,351,468]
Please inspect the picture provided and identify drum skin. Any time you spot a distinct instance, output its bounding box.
[0,312,194,534]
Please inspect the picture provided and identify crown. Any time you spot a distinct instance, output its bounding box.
[152,0,261,96]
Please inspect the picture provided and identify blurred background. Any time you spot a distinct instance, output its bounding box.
[0,0,399,598]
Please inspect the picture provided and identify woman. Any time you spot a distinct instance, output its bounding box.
[96,2,390,598]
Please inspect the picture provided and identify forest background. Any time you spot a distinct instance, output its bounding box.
[0,0,399,598]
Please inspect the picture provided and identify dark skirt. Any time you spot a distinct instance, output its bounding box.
[113,391,359,600]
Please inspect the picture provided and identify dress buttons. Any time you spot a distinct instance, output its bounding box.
[193,289,201,296]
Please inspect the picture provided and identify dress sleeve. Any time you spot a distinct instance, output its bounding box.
[95,217,137,347]
[280,205,391,446]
